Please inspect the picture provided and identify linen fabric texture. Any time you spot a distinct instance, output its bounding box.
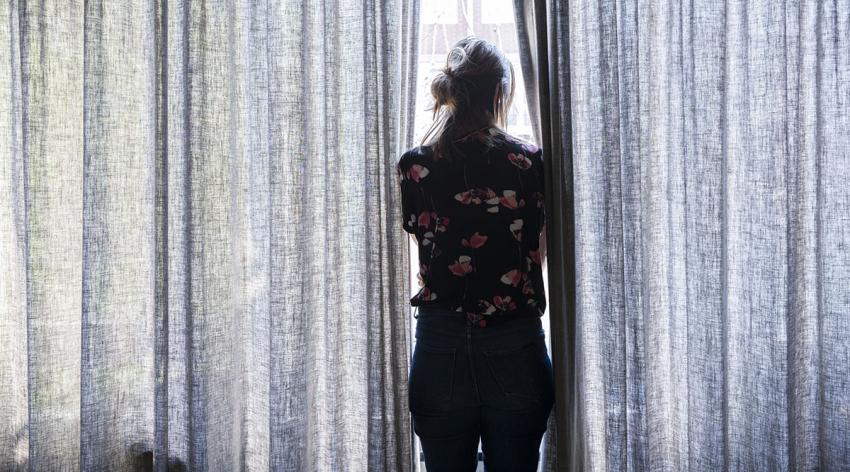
[515,0,850,469]
[0,0,420,470]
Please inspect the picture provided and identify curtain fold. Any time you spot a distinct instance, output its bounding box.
[0,1,419,470]
[517,0,850,470]
[514,0,578,471]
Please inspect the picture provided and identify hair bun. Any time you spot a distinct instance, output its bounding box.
[424,36,514,161]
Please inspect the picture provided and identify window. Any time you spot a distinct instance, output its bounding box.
[409,2,549,469]
[480,0,515,24]
[421,0,459,24]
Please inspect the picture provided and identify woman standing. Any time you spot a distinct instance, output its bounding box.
[396,36,554,472]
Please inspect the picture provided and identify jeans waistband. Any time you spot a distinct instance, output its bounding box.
[414,305,544,340]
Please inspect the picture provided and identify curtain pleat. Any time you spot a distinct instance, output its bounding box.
[514,0,578,470]
[516,0,850,470]
[0,1,419,470]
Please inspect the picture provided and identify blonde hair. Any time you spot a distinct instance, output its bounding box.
[421,36,515,161]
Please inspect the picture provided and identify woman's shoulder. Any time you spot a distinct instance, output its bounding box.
[492,130,542,156]
[456,127,542,156]
[397,130,542,168]
[397,145,434,168]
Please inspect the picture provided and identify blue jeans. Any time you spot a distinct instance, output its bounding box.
[408,306,555,472]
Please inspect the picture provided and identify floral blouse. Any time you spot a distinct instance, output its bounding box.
[396,127,546,327]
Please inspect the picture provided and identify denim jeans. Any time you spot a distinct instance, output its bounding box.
[408,305,555,472]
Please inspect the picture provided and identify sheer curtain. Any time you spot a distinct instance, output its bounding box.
[516,0,850,470]
[0,1,418,470]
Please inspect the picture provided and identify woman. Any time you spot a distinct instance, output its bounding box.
[396,36,554,472]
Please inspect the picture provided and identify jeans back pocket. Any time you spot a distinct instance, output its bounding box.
[409,340,457,412]
[481,337,552,406]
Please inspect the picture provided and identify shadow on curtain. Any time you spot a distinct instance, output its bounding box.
[515,0,850,470]
[0,0,419,470]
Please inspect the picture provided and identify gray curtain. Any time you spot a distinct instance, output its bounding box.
[516,0,850,470]
[0,1,419,470]
[512,2,569,472]
[514,0,577,471]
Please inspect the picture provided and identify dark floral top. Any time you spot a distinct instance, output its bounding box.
[396,127,546,326]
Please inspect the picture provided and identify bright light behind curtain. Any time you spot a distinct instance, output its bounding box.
[515,0,850,470]
[0,0,419,470]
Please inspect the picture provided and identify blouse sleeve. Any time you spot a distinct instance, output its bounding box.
[396,154,418,234]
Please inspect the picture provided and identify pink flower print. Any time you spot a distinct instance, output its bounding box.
[419,211,448,232]
[419,287,438,301]
[461,232,488,249]
[500,269,523,287]
[417,211,431,228]
[499,190,522,210]
[435,216,449,232]
[522,279,534,295]
[472,187,497,203]
[417,263,428,287]
[464,189,483,204]
[448,255,473,276]
[477,298,497,315]
[508,153,532,170]
[492,295,517,311]
[420,231,434,246]
[484,190,501,212]
[454,190,472,204]
[510,219,523,241]
[407,164,430,182]
[454,187,497,205]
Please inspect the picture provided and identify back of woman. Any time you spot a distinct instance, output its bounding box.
[397,36,554,472]
[397,128,547,327]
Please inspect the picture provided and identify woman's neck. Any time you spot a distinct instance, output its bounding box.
[450,118,496,140]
